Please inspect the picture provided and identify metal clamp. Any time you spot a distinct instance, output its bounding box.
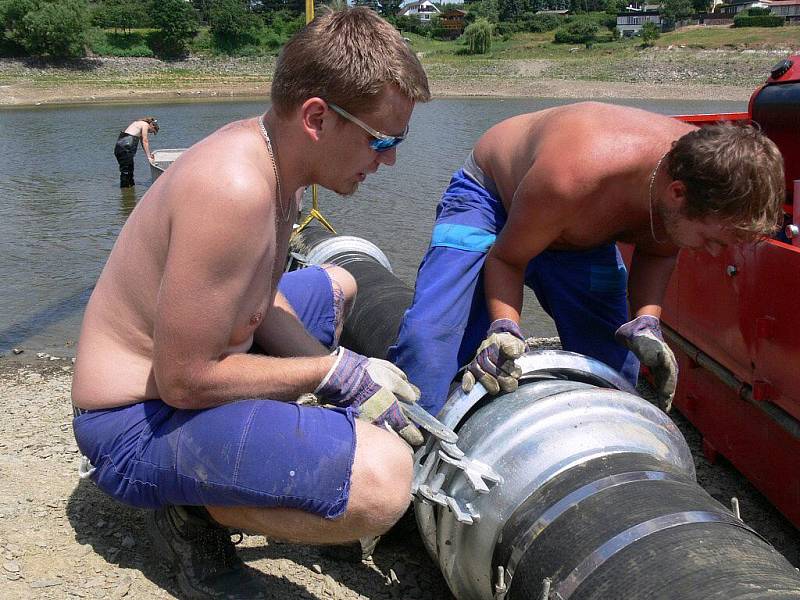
[409,411,503,525]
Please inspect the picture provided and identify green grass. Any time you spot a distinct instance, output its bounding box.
[654,25,800,49]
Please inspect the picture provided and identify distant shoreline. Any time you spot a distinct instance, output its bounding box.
[0,77,754,108]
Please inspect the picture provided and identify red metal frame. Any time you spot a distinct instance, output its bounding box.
[661,55,800,529]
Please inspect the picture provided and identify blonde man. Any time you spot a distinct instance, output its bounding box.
[72,8,430,598]
[390,103,784,417]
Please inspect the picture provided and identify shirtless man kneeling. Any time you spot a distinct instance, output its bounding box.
[72,8,430,598]
[389,102,784,416]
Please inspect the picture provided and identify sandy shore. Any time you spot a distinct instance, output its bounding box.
[0,78,755,108]
[0,53,764,108]
[0,350,798,599]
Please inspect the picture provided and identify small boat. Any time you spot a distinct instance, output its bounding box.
[149,148,186,180]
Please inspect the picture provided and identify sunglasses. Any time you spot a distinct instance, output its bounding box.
[327,102,407,152]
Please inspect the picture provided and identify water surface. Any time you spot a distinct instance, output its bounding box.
[0,97,747,356]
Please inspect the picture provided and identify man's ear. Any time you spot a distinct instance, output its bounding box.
[666,179,688,214]
[300,98,330,143]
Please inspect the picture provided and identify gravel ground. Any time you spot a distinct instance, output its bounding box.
[1,47,787,106]
[0,348,798,599]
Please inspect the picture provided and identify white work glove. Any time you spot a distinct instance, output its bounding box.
[615,315,679,412]
[462,318,527,395]
[315,347,423,446]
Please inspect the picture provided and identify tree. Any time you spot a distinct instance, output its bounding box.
[464,17,492,53]
[208,0,258,46]
[553,18,597,42]
[94,0,149,33]
[639,20,659,45]
[10,0,90,57]
[690,0,710,13]
[660,0,693,25]
[149,0,198,56]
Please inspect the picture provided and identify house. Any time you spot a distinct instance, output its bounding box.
[440,8,467,35]
[398,0,441,22]
[616,10,662,36]
[717,0,769,14]
[764,0,800,22]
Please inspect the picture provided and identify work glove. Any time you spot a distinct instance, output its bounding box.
[315,347,424,447]
[615,315,678,412]
[462,318,527,395]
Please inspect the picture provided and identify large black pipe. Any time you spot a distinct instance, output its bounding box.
[289,226,800,600]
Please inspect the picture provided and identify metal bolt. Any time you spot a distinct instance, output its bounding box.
[726,265,738,277]
[786,224,799,239]
[540,577,552,600]
[731,497,741,520]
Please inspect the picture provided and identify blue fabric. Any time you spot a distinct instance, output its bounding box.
[72,267,356,518]
[279,266,338,349]
[389,168,637,416]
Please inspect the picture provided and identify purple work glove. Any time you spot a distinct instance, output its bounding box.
[462,318,527,395]
[615,315,678,412]
[315,347,424,447]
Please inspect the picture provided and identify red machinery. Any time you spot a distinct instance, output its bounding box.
[663,55,800,529]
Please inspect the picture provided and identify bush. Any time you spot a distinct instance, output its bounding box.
[745,6,770,15]
[522,12,563,32]
[14,0,90,57]
[464,17,492,53]
[554,19,597,43]
[493,20,520,36]
[92,0,149,33]
[149,0,198,56]
[733,14,784,27]
[208,0,258,47]
[639,20,659,46]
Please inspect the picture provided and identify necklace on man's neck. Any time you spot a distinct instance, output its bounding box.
[258,117,291,223]
[648,152,668,244]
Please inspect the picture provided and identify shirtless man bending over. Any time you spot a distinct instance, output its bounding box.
[71,8,430,598]
[389,102,784,416]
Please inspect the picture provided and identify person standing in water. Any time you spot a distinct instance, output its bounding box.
[114,116,159,188]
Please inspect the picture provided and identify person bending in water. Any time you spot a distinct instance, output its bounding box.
[73,8,430,599]
[113,116,158,187]
[389,102,784,416]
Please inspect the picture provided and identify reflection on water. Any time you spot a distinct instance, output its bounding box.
[0,97,747,356]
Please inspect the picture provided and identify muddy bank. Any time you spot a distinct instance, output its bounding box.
[0,49,774,107]
[0,350,798,599]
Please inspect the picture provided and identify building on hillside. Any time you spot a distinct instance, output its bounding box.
[440,8,467,35]
[764,0,800,22]
[717,0,769,14]
[398,0,442,22]
[535,9,570,14]
[616,10,662,35]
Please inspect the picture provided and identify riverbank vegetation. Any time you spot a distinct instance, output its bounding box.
[0,0,796,105]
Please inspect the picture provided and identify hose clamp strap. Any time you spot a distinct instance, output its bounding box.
[552,510,760,600]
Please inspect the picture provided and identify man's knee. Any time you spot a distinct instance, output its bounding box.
[348,422,413,533]
[322,264,357,336]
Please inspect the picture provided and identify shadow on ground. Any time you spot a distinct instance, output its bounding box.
[66,479,453,599]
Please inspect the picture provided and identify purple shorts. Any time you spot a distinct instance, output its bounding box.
[73,266,356,518]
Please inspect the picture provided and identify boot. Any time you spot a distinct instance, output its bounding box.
[145,505,268,599]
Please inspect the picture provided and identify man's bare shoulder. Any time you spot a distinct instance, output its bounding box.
[153,119,272,220]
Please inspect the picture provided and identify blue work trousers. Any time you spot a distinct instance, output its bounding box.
[388,169,638,415]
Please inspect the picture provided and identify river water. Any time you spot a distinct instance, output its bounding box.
[0,97,747,357]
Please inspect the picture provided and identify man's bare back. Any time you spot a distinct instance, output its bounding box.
[474,102,696,254]
[73,119,292,410]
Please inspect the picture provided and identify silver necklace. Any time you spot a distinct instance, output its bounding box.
[648,152,668,244]
[258,117,291,223]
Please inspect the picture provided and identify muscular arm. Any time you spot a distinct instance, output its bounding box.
[485,165,574,324]
[152,174,334,410]
[627,247,679,318]
[253,291,331,358]
[140,127,152,159]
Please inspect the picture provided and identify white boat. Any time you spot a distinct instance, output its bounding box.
[149,148,186,180]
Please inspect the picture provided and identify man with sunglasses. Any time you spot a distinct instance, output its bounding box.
[389,102,784,420]
[71,8,429,598]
